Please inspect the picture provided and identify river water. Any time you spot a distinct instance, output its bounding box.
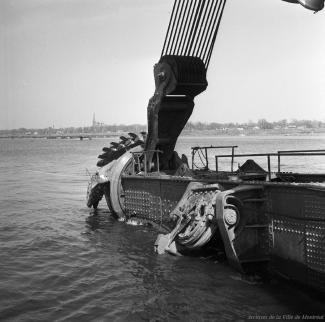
[0,136,324,321]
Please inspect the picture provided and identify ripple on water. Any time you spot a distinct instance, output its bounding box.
[1,138,325,321]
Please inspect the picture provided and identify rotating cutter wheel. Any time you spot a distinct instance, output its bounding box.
[105,145,143,218]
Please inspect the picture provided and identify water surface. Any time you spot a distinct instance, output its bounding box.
[0,136,324,321]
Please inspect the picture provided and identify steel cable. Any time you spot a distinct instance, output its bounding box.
[161,0,227,70]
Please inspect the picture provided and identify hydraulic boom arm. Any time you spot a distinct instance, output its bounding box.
[144,0,324,172]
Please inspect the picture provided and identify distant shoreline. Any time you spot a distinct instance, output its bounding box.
[181,129,325,137]
[1,128,325,139]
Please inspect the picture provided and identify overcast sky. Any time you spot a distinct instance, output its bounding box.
[0,0,324,129]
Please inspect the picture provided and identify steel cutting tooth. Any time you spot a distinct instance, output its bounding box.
[98,150,113,159]
[119,136,128,142]
[128,132,139,141]
[110,142,119,148]
[102,147,110,152]
[97,159,109,167]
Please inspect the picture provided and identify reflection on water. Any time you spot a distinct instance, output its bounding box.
[0,137,324,321]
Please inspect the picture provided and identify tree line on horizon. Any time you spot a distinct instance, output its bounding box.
[184,119,324,131]
[1,119,324,135]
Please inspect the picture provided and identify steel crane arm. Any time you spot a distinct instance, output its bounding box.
[144,0,324,172]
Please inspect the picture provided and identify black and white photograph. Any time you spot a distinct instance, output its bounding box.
[1,0,325,321]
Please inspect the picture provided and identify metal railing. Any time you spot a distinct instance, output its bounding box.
[214,149,325,179]
[130,150,163,176]
[191,145,238,170]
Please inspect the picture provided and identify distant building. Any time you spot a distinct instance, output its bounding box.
[92,113,97,128]
[92,113,105,129]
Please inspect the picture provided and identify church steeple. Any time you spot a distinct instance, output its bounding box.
[92,113,96,128]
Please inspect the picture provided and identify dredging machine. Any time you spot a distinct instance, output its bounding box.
[87,0,325,293]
